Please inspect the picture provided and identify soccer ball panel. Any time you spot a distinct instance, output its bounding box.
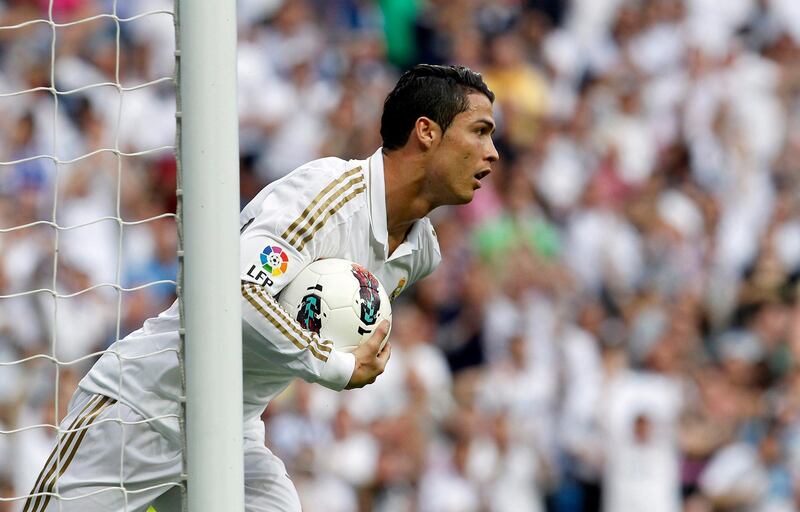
[317,273,357,309]
[321,306,361,352]
[308,258,353,276]
[277,258,392,352]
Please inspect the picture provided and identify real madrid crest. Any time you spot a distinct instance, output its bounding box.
[390,277,406,301]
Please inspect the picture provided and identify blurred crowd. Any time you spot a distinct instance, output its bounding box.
[1,0,800,511]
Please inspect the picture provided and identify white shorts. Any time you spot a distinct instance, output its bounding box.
[22,391,301,512]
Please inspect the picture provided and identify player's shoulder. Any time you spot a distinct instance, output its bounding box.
[244,157,366,216]
[283,156,369,222]
[293,156,351,176]
[242,155,370,253]
[275,157,366,204]
[288,156,362,182]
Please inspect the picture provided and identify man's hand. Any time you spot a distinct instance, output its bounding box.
[345,320,391,389]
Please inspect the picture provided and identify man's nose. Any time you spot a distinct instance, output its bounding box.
[486,140,499,163]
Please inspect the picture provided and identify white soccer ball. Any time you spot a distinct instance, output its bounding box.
[278,258,392,352]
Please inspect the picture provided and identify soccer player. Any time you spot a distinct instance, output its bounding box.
[23,64,498,511]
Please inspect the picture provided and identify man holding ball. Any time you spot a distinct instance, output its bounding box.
[25,64,498,512]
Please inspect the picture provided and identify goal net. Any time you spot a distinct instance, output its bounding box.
[0,1,179,509]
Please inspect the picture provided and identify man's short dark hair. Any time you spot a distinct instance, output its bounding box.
[380,64,495,151]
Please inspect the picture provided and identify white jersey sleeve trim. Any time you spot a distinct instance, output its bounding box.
[318,349,356,391]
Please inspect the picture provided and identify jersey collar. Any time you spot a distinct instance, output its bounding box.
[367,147,422,261]
[367,147,388,255]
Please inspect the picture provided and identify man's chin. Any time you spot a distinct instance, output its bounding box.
[455,189,475,205]
[437,188,475,207]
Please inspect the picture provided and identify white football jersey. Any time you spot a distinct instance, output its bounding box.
[78,148,441,442]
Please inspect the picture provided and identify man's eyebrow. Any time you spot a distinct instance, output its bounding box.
[474,118,496,132]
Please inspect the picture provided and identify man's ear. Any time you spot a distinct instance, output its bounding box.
[413,117,440,150]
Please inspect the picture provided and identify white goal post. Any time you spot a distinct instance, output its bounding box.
[176,0,244,511]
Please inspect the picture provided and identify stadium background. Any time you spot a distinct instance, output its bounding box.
[0,0,799,510]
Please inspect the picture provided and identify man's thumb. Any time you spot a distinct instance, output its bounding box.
[371,320,390,345]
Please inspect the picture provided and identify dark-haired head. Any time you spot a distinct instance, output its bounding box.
[380,64,495,151]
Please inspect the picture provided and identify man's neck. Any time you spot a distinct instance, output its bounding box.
[382,148,433,251]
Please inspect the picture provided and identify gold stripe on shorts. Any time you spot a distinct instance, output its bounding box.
[24,395,115,512]
[23,395,102,512]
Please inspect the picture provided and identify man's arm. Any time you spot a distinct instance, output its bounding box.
[241,280,356,390]
[238,162,388,390]
[241,281,390,390]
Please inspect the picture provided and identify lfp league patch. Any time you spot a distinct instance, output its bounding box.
[260,245,289,276]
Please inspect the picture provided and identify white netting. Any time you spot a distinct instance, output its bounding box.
[0,1,180,510]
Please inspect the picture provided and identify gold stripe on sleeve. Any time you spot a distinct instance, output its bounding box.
[296,184,367,252]
[242,284,306,352]
[255,288,333,355]
[287,174,364,249]
[242,284,329,362]
[281,166,362,245]
[248,284,333,356]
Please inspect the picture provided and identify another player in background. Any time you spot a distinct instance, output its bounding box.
[23,64,498,511]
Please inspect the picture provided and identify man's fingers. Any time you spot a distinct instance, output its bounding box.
[378,341,392,362]
[376,319,390,337]
[346,320,392,390]
[368,320,391,350]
